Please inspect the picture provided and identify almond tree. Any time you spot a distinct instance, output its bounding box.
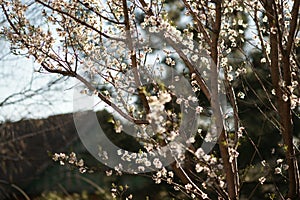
[1,0,299,199]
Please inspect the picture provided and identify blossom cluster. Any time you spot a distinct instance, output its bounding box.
[52,152,89,174]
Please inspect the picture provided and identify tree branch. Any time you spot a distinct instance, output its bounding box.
[122,0,150,114]
[210,1,238,199]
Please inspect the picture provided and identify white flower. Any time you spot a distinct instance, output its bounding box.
[195,148,205,159]
[176,98,182,104]
[263,16,268,22]
[155,178,161,184]
[117,149,122,156]
[168,171,174,178]
[126,194,133,200]
[69,157,76,164]
[166,57,172,65]
[191,73,196,79]
[228,148,239,163]
[283,164,289,170]
[138,166,145,172]
[174,186,180,191]
[237,127,244,138]
[153,158,162,168]
[237,92,245,99]
[144,160,151,167]
[238,19,243,25]
[271,27,277,34]
[210,157,217,164]
[79,167,87,173]
[191,54,198,62]
[227,74,233,82]
[261,160,266,167]
[52,153,59,161]
[195,163,203,173]
[201,193,208,199]
[59,153,67,159]
[259,176,266,184]
[159,92,172,104]
[279,80,285,87]
[76,159,84,167]
[219,180,225,188]
[271,89,276,95]
[274,167,281,174]
[276,159,284,164]
[185,183,192,191]
[69,152,76,158]
[106,170,113,176]
[115,120,123,133]
[282,94,288,102]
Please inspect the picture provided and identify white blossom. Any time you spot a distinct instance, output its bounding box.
[259,177,266,184]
